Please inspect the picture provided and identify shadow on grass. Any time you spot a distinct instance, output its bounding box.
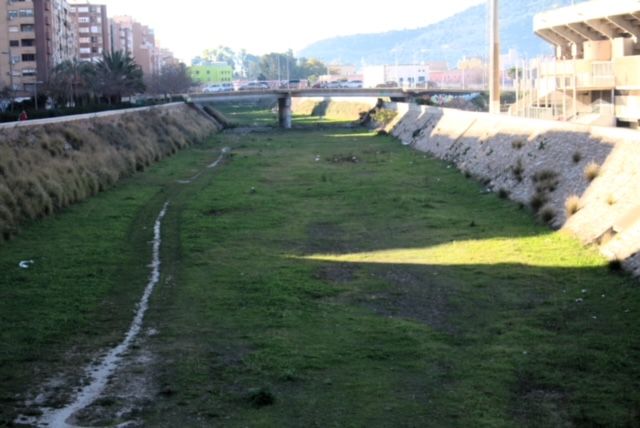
[295,253,640,427]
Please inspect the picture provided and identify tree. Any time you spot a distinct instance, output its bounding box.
[202,46,236,70]
[95,51,145,103]
[298,58,327,79]
[147,63,193,96]
[47,60,96,106]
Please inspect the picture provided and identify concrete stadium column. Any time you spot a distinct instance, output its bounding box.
[278,96,292,129]
[489,0,501,114]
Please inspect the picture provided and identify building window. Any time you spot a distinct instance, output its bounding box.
[18,9,34,17]
[22,69,36,76]
[20,24,34,32]
[9,26,19,33]
[8,10,18,20]
[9,40,19,47]
[78,17,90,23]
[21,39,35,47]
[21,53,35,61]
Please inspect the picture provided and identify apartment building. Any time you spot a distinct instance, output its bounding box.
[0,0,76,97]
[511,0,640,128]
[189,62,233,84]
[70,2,109,62]
[110,15,157,76]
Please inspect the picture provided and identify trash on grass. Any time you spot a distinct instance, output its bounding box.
[19,260,34,269]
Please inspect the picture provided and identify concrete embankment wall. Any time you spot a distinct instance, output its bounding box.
[0,103,219,240]
[389,104,640,277]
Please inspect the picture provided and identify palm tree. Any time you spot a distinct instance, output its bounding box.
[95,51,145,104]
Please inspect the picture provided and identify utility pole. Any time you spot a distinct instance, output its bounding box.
[489,0,501,114]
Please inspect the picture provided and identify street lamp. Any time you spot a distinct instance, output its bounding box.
[1,50,15,112]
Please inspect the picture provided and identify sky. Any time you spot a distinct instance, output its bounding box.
[92,0,485,62]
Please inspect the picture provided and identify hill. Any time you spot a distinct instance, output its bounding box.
[299,0,576,67]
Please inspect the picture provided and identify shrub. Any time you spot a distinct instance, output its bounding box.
[530,193,547,212]
[512,159,525,182]
[565,195,581,217]
[584,162,600,182]
[540,207,555,224]
[608,259,623,272]
[572,151,582,164]
[247,387,275,408]
[512,140,525,150]
[533,169,559,193]
[498,188,510,199]
[371,109,398,126]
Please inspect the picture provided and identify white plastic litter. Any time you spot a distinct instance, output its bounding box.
[18,260,34,269]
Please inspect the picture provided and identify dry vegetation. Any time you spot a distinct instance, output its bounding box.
[584,161,601,182]
[0,106,217,240]
[565,195,582,217]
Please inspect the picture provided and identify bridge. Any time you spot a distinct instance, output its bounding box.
[187,88,496,129]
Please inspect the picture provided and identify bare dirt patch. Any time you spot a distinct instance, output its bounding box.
[511,371,570,427]
[360,266,456,334]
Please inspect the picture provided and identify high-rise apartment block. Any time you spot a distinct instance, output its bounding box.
[110,16,158,76]
[0,0,76,96]
[0,1,177,99]
[70,2,109,62]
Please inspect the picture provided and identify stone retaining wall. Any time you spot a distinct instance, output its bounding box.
[389,104,640,276]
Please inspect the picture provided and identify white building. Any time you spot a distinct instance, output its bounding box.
[363,64,430,88]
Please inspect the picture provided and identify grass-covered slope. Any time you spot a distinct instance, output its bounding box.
[0,105,218,241]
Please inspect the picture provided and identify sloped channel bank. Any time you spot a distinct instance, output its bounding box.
[0,103,220,241]
[389,104,640,277]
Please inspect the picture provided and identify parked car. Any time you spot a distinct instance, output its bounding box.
[376,81,398,88]
[202,84,225,93]
[239,81,270,91]
[312,82,328,89]
[325,81,342,89]
[221,83,234,92]
[343,80,363,89]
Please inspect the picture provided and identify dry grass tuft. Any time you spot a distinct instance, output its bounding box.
[584,162,601,182]
[565,195,582,217]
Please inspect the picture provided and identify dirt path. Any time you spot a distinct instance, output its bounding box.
[14,147,229,428]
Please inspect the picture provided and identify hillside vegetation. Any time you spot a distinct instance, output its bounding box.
[300,0,574,66]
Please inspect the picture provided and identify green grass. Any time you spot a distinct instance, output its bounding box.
[1,125,639,427]
[210,101,356,128]
[211,102,278,126]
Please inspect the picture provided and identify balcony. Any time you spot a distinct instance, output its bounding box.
[537,60,615,91]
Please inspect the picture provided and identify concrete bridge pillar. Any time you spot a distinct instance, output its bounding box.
[278,96,292,129]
